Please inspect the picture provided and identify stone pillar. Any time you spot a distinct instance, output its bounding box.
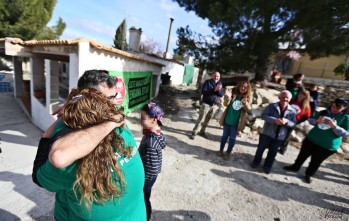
[45,60,60,112]
[69,53,79,92]
[50,60,60,103]
[12,56,23,97]
[31,56,45,103]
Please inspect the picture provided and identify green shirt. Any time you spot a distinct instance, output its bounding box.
[307,111,349,151]
[37,121,146,221]
[225,96,242,126]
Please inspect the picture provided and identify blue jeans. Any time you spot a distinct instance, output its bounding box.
[252,134,283,172]
[144,176,158,221]
[220,124,238,154]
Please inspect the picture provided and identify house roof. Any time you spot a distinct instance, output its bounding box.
[0,37,164,67]
[142,52,185,65]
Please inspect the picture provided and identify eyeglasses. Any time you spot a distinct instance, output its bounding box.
[107,91,118,100]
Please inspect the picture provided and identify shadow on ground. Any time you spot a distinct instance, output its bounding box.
[152,209,211,221]
[211,169,349,216]
[0,171,54,220]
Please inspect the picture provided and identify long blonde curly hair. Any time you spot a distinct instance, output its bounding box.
[233,81,253,101]
[61,88,132,210]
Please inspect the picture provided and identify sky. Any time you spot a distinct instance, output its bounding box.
[48,0,213,57]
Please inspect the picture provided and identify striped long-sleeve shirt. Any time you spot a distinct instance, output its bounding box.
[138,132,167,183]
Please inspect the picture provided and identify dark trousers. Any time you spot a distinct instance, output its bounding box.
[144,176,158,221]
[279,128,293,154]
[253,134,283,172]
[292,138,336,177]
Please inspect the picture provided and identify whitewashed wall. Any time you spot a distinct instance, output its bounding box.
[30,42,163,131]
[77,42,163,96]
[192,67,199,85]
[31,96,56,131]
[161,62,185,85]
[129,52,187,86]
[31,60,57,131]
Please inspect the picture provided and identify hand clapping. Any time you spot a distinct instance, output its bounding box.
[215,85,222,92]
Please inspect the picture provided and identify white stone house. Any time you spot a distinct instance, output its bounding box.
[0,37,164,131]
[128,28,199,86]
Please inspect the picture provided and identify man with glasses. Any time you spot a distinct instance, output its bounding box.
[284,98,349,184]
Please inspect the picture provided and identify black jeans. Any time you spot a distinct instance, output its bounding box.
[144,176,158,221]
[279,128,293,154]
[292,138,336,177]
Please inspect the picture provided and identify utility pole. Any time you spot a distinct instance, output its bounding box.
[164,18,174,59]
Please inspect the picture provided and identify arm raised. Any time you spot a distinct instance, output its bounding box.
[49,118,124,168]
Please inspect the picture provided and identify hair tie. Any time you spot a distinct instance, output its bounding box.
[70,94,83,103]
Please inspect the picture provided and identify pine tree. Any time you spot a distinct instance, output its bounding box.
[0,0,65,40]
[173,0,349,80]
[113,19,127,50]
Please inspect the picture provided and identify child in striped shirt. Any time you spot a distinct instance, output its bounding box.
[139,102,167,221]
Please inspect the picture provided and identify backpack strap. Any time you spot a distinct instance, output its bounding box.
[32,127,73,187]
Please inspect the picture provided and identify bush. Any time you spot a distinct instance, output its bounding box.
[334,62,349,79]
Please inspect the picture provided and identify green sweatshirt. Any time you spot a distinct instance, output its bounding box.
[37,121,146,220]
[307,110,349,151]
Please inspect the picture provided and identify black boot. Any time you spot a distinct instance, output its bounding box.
[283,165,299,172]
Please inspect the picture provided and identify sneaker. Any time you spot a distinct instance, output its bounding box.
[263,167,271,174]
[283,165,299,172]
[198,132,208,139]
[223,153,231,160]
[216,150,223,157]
[278,149,285,155]
[304,175,312,184]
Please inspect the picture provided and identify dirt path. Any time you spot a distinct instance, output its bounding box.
[1,85,348,221]
[127,85,349,221]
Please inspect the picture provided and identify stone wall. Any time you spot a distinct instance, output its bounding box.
[275,75,349,108]
[317,86,349,108]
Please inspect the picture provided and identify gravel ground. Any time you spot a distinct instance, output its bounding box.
[128,84,349,221]
[1,85,348,221]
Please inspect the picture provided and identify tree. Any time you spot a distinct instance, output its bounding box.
[113,19,127,50]
[334,61,349,80]
[173,0,349,81]
[35,17,66,40]
[172,52,185,61]
[0,0,64,40]
[140,38,163,57]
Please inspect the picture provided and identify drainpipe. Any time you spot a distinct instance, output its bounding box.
[163,18,174,59]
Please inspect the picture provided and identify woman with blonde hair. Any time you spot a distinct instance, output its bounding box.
[217,81,253,160]
[293,89,312,123]
[37,88,146,220]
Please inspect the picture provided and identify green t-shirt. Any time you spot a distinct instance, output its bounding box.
[37,121,146,221]
[225,96,242,126]
[307,111,349,151]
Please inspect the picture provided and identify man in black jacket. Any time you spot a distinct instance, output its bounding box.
[190,71,224,139]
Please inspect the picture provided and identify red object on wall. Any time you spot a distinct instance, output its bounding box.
[114,77,126,105]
